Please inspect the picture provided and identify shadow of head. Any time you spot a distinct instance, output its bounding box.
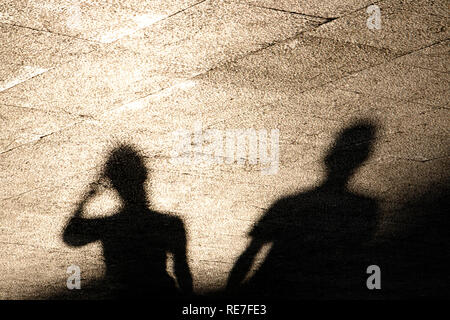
[103,144,149,202]
[324,120,378,180]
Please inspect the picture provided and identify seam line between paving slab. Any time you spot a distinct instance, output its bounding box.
[244,0,384,20]
[0,1,208,92]
[0,37,444,161]
[188,36,447,125]
[0,120,81,156]
[397,65,450,74]
[182,0,436,79]
[337,87,449,109]
[332,0,384,19]
[97,0,208,44]
[0,102,90,118]
[1,4,445,167]
[0,21,102,44]
[0,66,52,93]
[185,19,339,77]
[0,0,208,45]
[0,44,99,95]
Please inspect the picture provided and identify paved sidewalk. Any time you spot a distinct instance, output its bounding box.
[0,0,448,298]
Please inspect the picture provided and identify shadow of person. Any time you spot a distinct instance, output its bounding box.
[226,120,380,299]
[374,177,450,298]
[63,144,193,299]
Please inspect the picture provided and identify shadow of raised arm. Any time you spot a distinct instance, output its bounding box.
[63,182,104,247]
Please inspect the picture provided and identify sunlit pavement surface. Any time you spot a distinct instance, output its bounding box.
[0,0,448,299]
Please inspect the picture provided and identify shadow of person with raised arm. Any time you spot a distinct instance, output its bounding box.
[63,144,193,299]
[226,120,380,299]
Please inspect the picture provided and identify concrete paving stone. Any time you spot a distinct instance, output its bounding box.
[280,86,448,139]
[0,46,193,116]
[365,40,450,107]
[330,58,450,107]
[0,121,161,200]
[191,261,230,293]
[0,174,121,299]
[305,0,449,55]
[107,83,322,188]
[0,78,285,199]
[152,155,322,206]
[241,0,375,18]
[192,247,273,294]
[373,130,449,165]
[197,34,398,98]
[206,90,358,143]
[358,156,449,208]
[197,89,449,200]
[1,171,126,249]
[112,78,280,130]
[0,0,448,299]
[181,77,448,193]
[203,81,444,148]
[275,86,436,130]
[3,62,443,208]
[114,0,328,75]
[0,22,98,69]
[0,103,79,153]
[414,90,449,108]
[386,0,449,17]
[0,76,281,199]
[0,0,200,42]
[384,106,449,138]
[0,202,77,252]
[107,79,329,188]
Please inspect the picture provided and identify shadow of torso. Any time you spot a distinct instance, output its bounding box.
[64,207,186,299]
[101,209,182,297]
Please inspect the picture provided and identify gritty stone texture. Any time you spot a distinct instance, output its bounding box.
[0,0,448,299]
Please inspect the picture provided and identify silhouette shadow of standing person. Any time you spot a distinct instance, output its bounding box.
[63,145,193,299]
[227,121,380,299]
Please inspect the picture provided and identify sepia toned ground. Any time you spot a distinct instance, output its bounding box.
[0,0,448,299]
